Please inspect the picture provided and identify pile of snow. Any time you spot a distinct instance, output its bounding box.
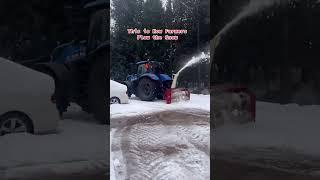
[0,108,107,179]
[215,101,320,157]
[110,94,209,118]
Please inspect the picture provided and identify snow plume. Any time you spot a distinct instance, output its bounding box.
[171,52,210,88]
[213,0,284,50]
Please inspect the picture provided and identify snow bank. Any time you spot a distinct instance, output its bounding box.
[3,160,107,179]
[215,101,320,157]
[110,94,209,118]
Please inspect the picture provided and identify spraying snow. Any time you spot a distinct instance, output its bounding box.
[171,52,210,88]
[213,0,282,49]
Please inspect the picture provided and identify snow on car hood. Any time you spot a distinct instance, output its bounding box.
[0,57,54,94]
[110,80,127,92]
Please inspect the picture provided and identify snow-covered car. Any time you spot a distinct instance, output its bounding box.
[110,80,129,104]
[0,58,59,135]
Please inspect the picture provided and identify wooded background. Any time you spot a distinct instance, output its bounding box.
[110,0,210,92]
[0,0,89,61]
[212,0,320,104]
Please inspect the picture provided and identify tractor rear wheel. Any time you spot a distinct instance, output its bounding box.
[87,8,108,124]
[137,77,156,101]
[88,55,108,124]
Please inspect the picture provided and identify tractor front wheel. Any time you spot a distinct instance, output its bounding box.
[137,77,156,101]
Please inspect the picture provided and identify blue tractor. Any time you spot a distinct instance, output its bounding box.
[22,0,109,124]
[124,61,172,101]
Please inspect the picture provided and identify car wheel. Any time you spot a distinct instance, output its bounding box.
[0,112,33,136]
[110,97,121,104]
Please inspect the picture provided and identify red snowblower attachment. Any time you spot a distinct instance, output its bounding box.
[212,84,256,124]
[225,86,256,122]
[164,88,190,104]
[164,73,191,104]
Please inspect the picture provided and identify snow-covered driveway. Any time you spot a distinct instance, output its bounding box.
[0,106,107,180]
[110,94,210,180]
[111,110,210,180]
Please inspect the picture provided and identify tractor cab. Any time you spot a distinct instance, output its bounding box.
[126,61,165,83]
[50,40,87,64]
[136,61,164,75]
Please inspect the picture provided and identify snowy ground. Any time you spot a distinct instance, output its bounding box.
[0,105,107,179]
[110,94,210,118]
[214,159,319,180]
[110,94,210,180]
[215,101,320,175]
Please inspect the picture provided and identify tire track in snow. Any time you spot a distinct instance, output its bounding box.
[111,110,210,180]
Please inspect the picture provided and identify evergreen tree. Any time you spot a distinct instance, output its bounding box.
[111,0,142,80]
[110,0,210,83]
